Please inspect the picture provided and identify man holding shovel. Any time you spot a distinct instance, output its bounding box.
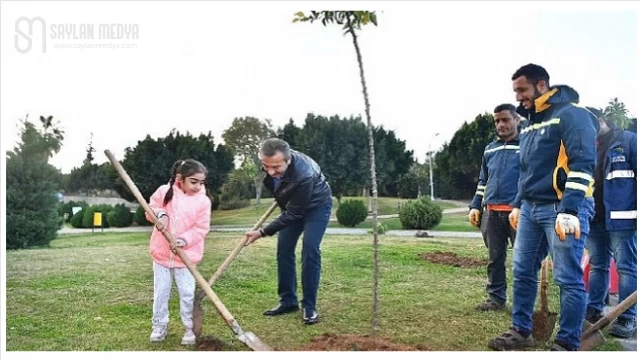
[488,64,598,351]
[469,103,521,311]
[244,138,333,325]
[583,107,637,338]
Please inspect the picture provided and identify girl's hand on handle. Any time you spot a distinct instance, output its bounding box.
[155,215,169,232]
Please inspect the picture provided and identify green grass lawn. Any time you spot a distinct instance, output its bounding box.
[328,213,475,233]
[5,231,620,351]
[212,197,464,226]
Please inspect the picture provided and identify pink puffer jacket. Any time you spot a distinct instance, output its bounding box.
[146,183,211,268]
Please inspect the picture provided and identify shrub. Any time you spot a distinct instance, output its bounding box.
[70,209,86,228]
[106,204,134,228]
[82,205,114,229]
[368,222,389,235]
[58,200,89,222]
[336,199,368,227]
[398,196,443,230]
[135,206,153,226]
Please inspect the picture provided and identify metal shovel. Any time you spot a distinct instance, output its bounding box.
[532,257,558,343]
[580,291,637,351]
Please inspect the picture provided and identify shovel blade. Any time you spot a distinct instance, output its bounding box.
[579,330,606,351]
[238,332,273,351]
[192,290,206,338]
[579,320,607,351]
[532,311,557,343]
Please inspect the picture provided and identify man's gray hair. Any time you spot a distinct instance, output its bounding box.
[260,138,291,160]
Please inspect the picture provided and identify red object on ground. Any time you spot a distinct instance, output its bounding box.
[581,253,619,294]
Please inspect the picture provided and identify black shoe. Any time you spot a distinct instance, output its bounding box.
[303,308,319,325]
[488,327,534,351]
[475,299,506,311]
[585,306,604,324]
[263,303,299,316]
[609,317,637,338]
[549,340,576,351]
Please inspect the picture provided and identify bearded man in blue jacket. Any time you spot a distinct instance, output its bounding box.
[489,64,598,351]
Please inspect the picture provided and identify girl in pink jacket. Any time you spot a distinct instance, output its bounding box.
[146,159,211,345]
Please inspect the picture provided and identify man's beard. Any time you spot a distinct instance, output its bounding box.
[533,88,542,99]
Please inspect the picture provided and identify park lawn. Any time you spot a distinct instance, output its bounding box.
[327,213,476,233]
[5,232,618,351]
[211,197,463,226]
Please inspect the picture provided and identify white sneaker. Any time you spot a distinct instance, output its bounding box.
[150,325,167,342]
[181,329,196,345]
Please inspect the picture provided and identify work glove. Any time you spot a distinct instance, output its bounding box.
[555,213,581,241]
[509,208,520,230]
[468,209,481,227]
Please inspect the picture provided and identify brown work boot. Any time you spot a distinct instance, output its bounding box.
[475,299,505,311]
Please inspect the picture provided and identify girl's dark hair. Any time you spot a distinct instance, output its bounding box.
[163,159,208,206]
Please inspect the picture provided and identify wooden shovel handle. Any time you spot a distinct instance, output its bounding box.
[205,201,278,287]
[105,150,238,328]
[582,291,637,339]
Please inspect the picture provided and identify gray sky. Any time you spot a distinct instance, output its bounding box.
[2,1,638,173]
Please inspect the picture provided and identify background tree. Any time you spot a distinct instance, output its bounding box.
[65,133,115,195]
[398,161,429,199]
[434,113,495,200]
[603,97,632,129]
[295,113,369,203]
[276,118,301,149]
[222,117,276,204]
[114,130,233,206]
[372,126,414,197]
[294,10,383,334]
[7,115,65,249]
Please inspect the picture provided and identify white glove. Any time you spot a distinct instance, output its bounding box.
[175,238,187,247]
[555,213,581,241]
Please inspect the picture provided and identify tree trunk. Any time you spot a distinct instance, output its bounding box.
[348,20,380,336]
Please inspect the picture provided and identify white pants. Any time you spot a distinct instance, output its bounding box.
[152,261,195,329]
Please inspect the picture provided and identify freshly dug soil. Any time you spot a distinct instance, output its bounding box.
[294,333,430,351]
[418,251,485,268]
[195,336,225,351]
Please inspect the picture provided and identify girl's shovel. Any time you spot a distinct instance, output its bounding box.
[105,150,272,351]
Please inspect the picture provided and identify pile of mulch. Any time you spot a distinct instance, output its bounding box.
[293,333,430,351]
[418,251,485,268]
